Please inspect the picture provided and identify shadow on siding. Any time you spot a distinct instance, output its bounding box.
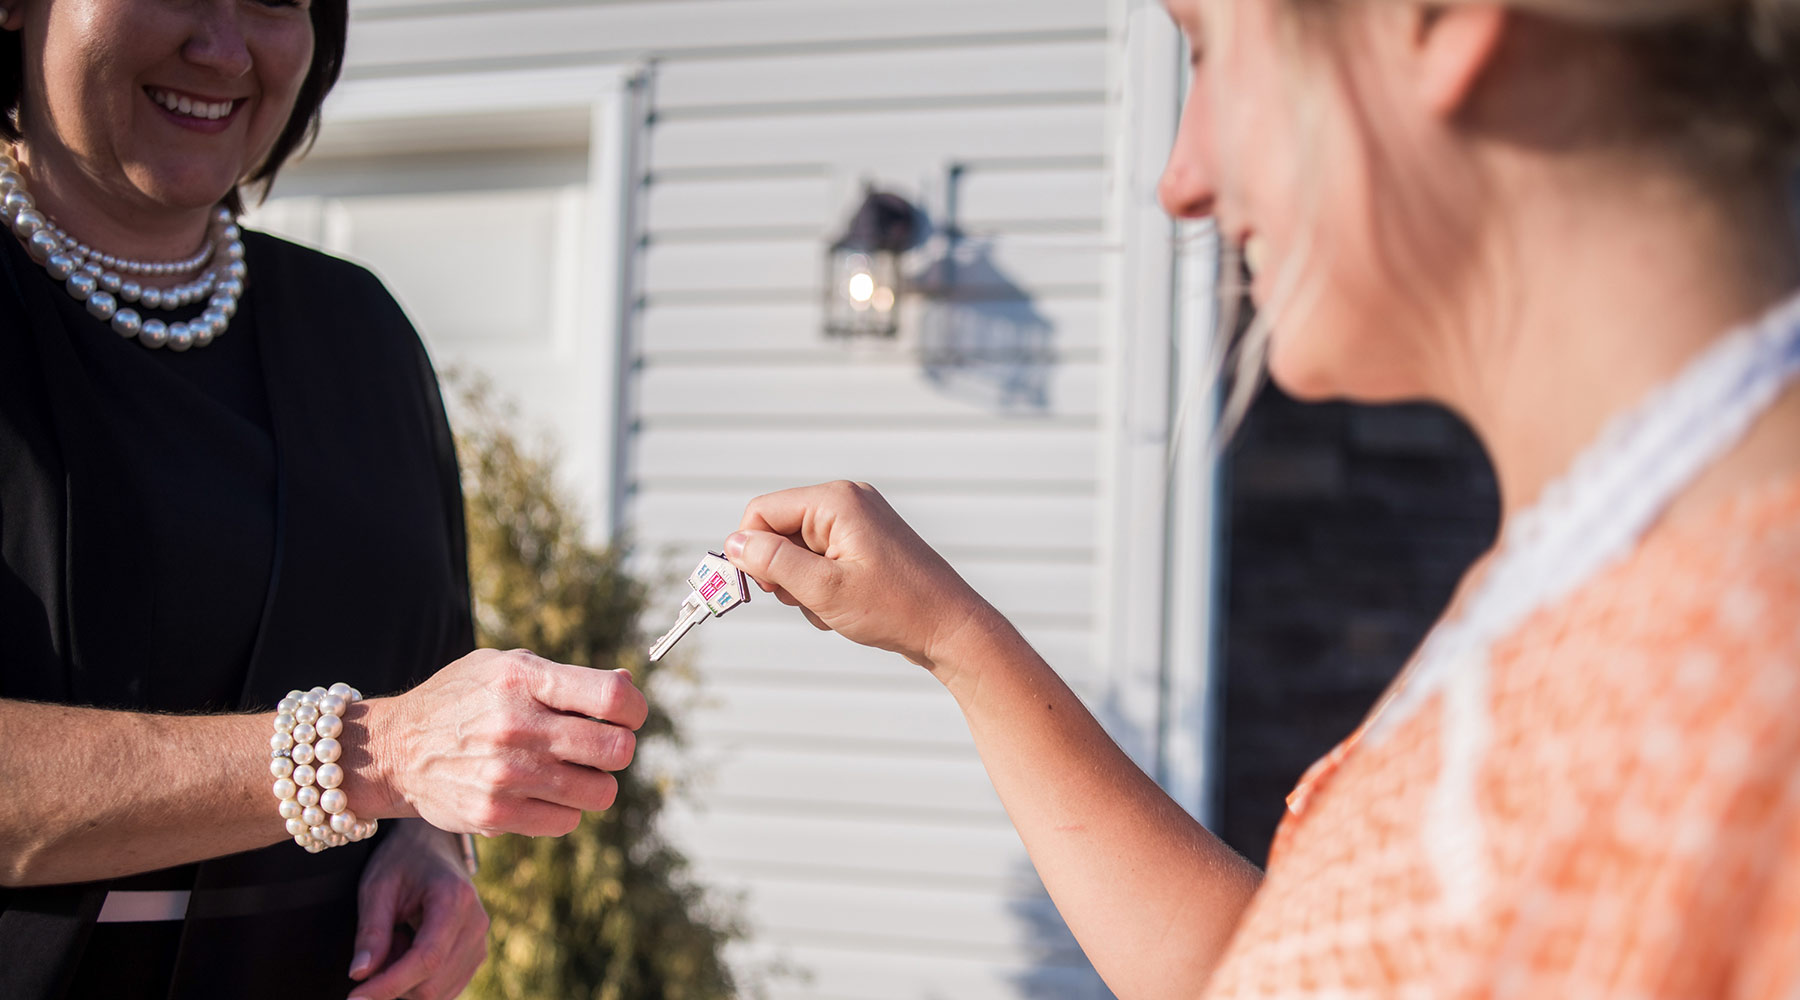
[911,241,1059,413]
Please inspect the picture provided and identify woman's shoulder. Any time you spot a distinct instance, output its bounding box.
[238,229,426,360]
[1496,474,1800,766]
[240,229,397,308]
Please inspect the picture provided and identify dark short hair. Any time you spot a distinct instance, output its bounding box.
[0,1,349,214]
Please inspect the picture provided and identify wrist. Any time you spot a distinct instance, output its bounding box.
[340,697,410,820]
[924,600,1021,702]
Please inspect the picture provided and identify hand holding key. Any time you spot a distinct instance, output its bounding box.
[722,481,1006,685]
[361,649,648,838]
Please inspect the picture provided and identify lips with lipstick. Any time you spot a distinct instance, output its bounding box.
[146,87,239,122]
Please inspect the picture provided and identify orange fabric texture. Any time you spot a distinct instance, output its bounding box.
[1204,478,1800,999]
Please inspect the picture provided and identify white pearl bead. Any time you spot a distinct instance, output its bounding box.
[276,698,299,714]
[292,763,316,786]
[319,694,347,717]
[349,687,363,701]
[166,322,192,352]
[119,280,141,302]
[270,731,293,752]
[278,798,302,820]
[286,818,308,837]
[315,763,343,789]
[312,737,340,763]
[84,290,116,320]
[309,686,328,699]
[315,714,343,740]
[294,703,319,725]
[309,824,330,841]
[291,722,315,744]
[273,712,295,733]
[305,841,325,854]
[45,253,73,279]
[139,286,162,310]
[329,833,348,848]
[99,271,122,293]
[329,811,352,832]
[291,741,315,765]
[302,806,325,827]
[321,789,348,815]
[327,682,353,698]
[110,308,141,338]
[270,757,294,779]
[286,689,304,700]
[272,778,297,800]
[296,785,320,808]
[139,319,168,348]
[65,272,96,300]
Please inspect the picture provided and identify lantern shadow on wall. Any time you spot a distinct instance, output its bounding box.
[909,240,1057,413]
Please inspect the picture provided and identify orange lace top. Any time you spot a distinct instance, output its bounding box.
[1204,477,1800,1000]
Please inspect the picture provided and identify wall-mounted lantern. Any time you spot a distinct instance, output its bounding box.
[824,188,919,339]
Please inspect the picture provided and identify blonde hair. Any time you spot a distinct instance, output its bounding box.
[1206,0,1800,446]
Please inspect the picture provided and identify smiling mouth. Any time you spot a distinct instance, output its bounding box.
[146,87,241,122]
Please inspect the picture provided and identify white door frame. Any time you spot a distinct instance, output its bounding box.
[1099,0,1223,823]
[303,63,650,542]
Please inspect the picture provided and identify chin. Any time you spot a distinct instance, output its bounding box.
[129,165,243,212]
[1265,322,1421,405]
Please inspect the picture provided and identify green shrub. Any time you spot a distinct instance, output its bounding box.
[453,378,740,1000]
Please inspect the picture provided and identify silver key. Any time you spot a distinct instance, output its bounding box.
[647,551,751,661]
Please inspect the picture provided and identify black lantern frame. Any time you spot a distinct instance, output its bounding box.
[824,189,919,339]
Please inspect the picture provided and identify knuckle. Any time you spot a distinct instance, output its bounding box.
[492,656,534,695]
[470,797,509,831]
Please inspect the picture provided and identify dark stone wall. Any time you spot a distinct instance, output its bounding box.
[1216,388,1500,866]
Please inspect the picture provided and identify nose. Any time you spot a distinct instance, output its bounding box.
[1157,96,1216,219]
[182,4,254,80]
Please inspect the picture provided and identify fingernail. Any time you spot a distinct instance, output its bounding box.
[724,532,748,560]
[349,950,371,978]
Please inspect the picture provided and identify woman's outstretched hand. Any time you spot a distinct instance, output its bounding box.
[355,650,647,837]
[724,481,1006,686]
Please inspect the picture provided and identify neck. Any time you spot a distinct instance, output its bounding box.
[1439,166,1800,525]
[12,143,216,264]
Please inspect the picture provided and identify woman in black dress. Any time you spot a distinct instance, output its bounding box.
[0,2,647,998]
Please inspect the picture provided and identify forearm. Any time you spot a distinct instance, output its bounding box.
[0,697,403,887]
[938,615,1262,999]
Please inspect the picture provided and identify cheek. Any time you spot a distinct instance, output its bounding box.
[1261,144,1424,401]
[247,27,315,153]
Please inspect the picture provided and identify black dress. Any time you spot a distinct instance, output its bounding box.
[0,229,475,999]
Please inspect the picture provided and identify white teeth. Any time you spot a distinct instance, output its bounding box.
[1244,235,1267,278]
[148,88,234,121]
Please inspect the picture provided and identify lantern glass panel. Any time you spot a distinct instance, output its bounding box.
[825,247,901,338]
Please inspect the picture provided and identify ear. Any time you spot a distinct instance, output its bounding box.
[1411,3,1509,118]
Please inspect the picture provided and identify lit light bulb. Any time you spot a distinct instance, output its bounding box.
[847,272,875,303]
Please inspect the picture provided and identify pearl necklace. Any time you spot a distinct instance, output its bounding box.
[0,151,247,351]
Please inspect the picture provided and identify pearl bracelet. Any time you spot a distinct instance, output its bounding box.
[270,683,378,853]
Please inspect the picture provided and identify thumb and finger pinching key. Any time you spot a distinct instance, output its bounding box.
[647,551,751,662]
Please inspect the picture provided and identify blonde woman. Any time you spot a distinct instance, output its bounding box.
[723,1,1800,997]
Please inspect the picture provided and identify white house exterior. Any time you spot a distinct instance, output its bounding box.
[251,2,1220,996]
